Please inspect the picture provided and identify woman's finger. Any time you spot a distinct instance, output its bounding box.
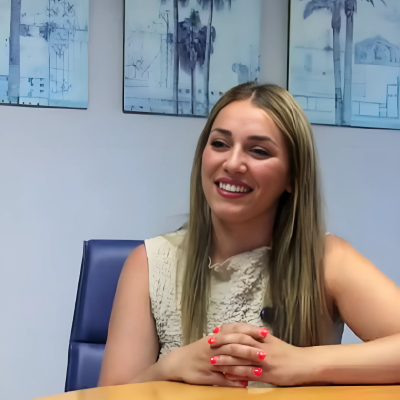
[213,323,269,342]
[224,373,249,381]
[209,333,261,349]
[209,355,253,366]
[213,343,266,364]
[210,372,248,388]
[213,366,264,380]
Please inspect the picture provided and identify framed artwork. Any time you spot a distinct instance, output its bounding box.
[124,0,261,117]
[0,0,89,109]
[288,0,400,130]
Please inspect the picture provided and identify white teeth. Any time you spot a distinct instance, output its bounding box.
[218,182,250,193]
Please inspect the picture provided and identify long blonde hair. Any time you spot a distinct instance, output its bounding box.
[179,83,327,347]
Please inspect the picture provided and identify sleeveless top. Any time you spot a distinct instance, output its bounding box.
[144,228,344,388]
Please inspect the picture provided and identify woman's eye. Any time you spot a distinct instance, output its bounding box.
[253,148,270,157]
[211,141,270,157]
[211,140,226,148]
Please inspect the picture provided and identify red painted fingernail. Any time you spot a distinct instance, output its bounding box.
[213,326,220,333]
[260,328,269,337]
[240,381,248,387]
[257,351,266,360]
[210,356,218,365]
[254,368,263,376]
[208,337,216,344]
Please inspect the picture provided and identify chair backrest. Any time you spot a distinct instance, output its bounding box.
[65,239,144,392]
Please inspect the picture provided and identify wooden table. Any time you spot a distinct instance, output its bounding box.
[32,381,400,400]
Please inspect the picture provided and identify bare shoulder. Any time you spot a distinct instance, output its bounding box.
[114,244,148,287]
[324,233,348,260]
[323,234,371,291]
[323,234,371,312]
[322,234,400,340]
[322,234,349,319]
[123,244,148,273]
[111,244,150,303]
[323,234,386,289]
[110,243,150,317]
[98,243,158,386]
[108,243,150,332]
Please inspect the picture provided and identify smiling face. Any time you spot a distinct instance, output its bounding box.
[201,100,292,225]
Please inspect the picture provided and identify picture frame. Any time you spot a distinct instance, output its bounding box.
[123,0,262,117]
[0,0,89,110]
[288,0,400,130]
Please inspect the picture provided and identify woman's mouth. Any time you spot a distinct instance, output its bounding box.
[215,182,253,199]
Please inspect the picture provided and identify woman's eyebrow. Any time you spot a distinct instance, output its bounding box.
[210,128,278,146]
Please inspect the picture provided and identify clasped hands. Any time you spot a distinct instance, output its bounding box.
[163,323,316,388]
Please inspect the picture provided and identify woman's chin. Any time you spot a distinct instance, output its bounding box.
[211,210,252,224]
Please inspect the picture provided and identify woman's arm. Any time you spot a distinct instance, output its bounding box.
[98,244,258,388]
[308,333,400,384]
[310,235,400,384]
[208,235,400,386]
[98,244,165,386]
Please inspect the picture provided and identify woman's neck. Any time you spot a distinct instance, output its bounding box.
[209,213,275,265]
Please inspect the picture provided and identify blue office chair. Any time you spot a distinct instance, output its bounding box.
[65,239,144,392]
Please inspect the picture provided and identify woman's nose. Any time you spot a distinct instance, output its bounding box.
[223,148,247,174]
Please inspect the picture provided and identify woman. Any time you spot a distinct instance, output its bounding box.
[98,83,400,389]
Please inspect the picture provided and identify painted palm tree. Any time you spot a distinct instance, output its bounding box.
[197,0,231,115]
[170,0,189,114]
[178,9,207,114]
[173,0,179,113]
[342,0,386,125]
[303,0,344,125]
[8,0,21,103]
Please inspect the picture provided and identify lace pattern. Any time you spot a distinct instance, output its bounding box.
[144,229,342,388]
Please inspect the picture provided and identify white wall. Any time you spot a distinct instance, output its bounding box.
[0,1,399,399]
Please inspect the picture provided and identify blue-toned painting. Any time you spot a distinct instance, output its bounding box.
[0,0,89,109]
[288,0,400,130]
[124,0,261,116]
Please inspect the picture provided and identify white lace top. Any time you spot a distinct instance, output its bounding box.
[144,228,343,388]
